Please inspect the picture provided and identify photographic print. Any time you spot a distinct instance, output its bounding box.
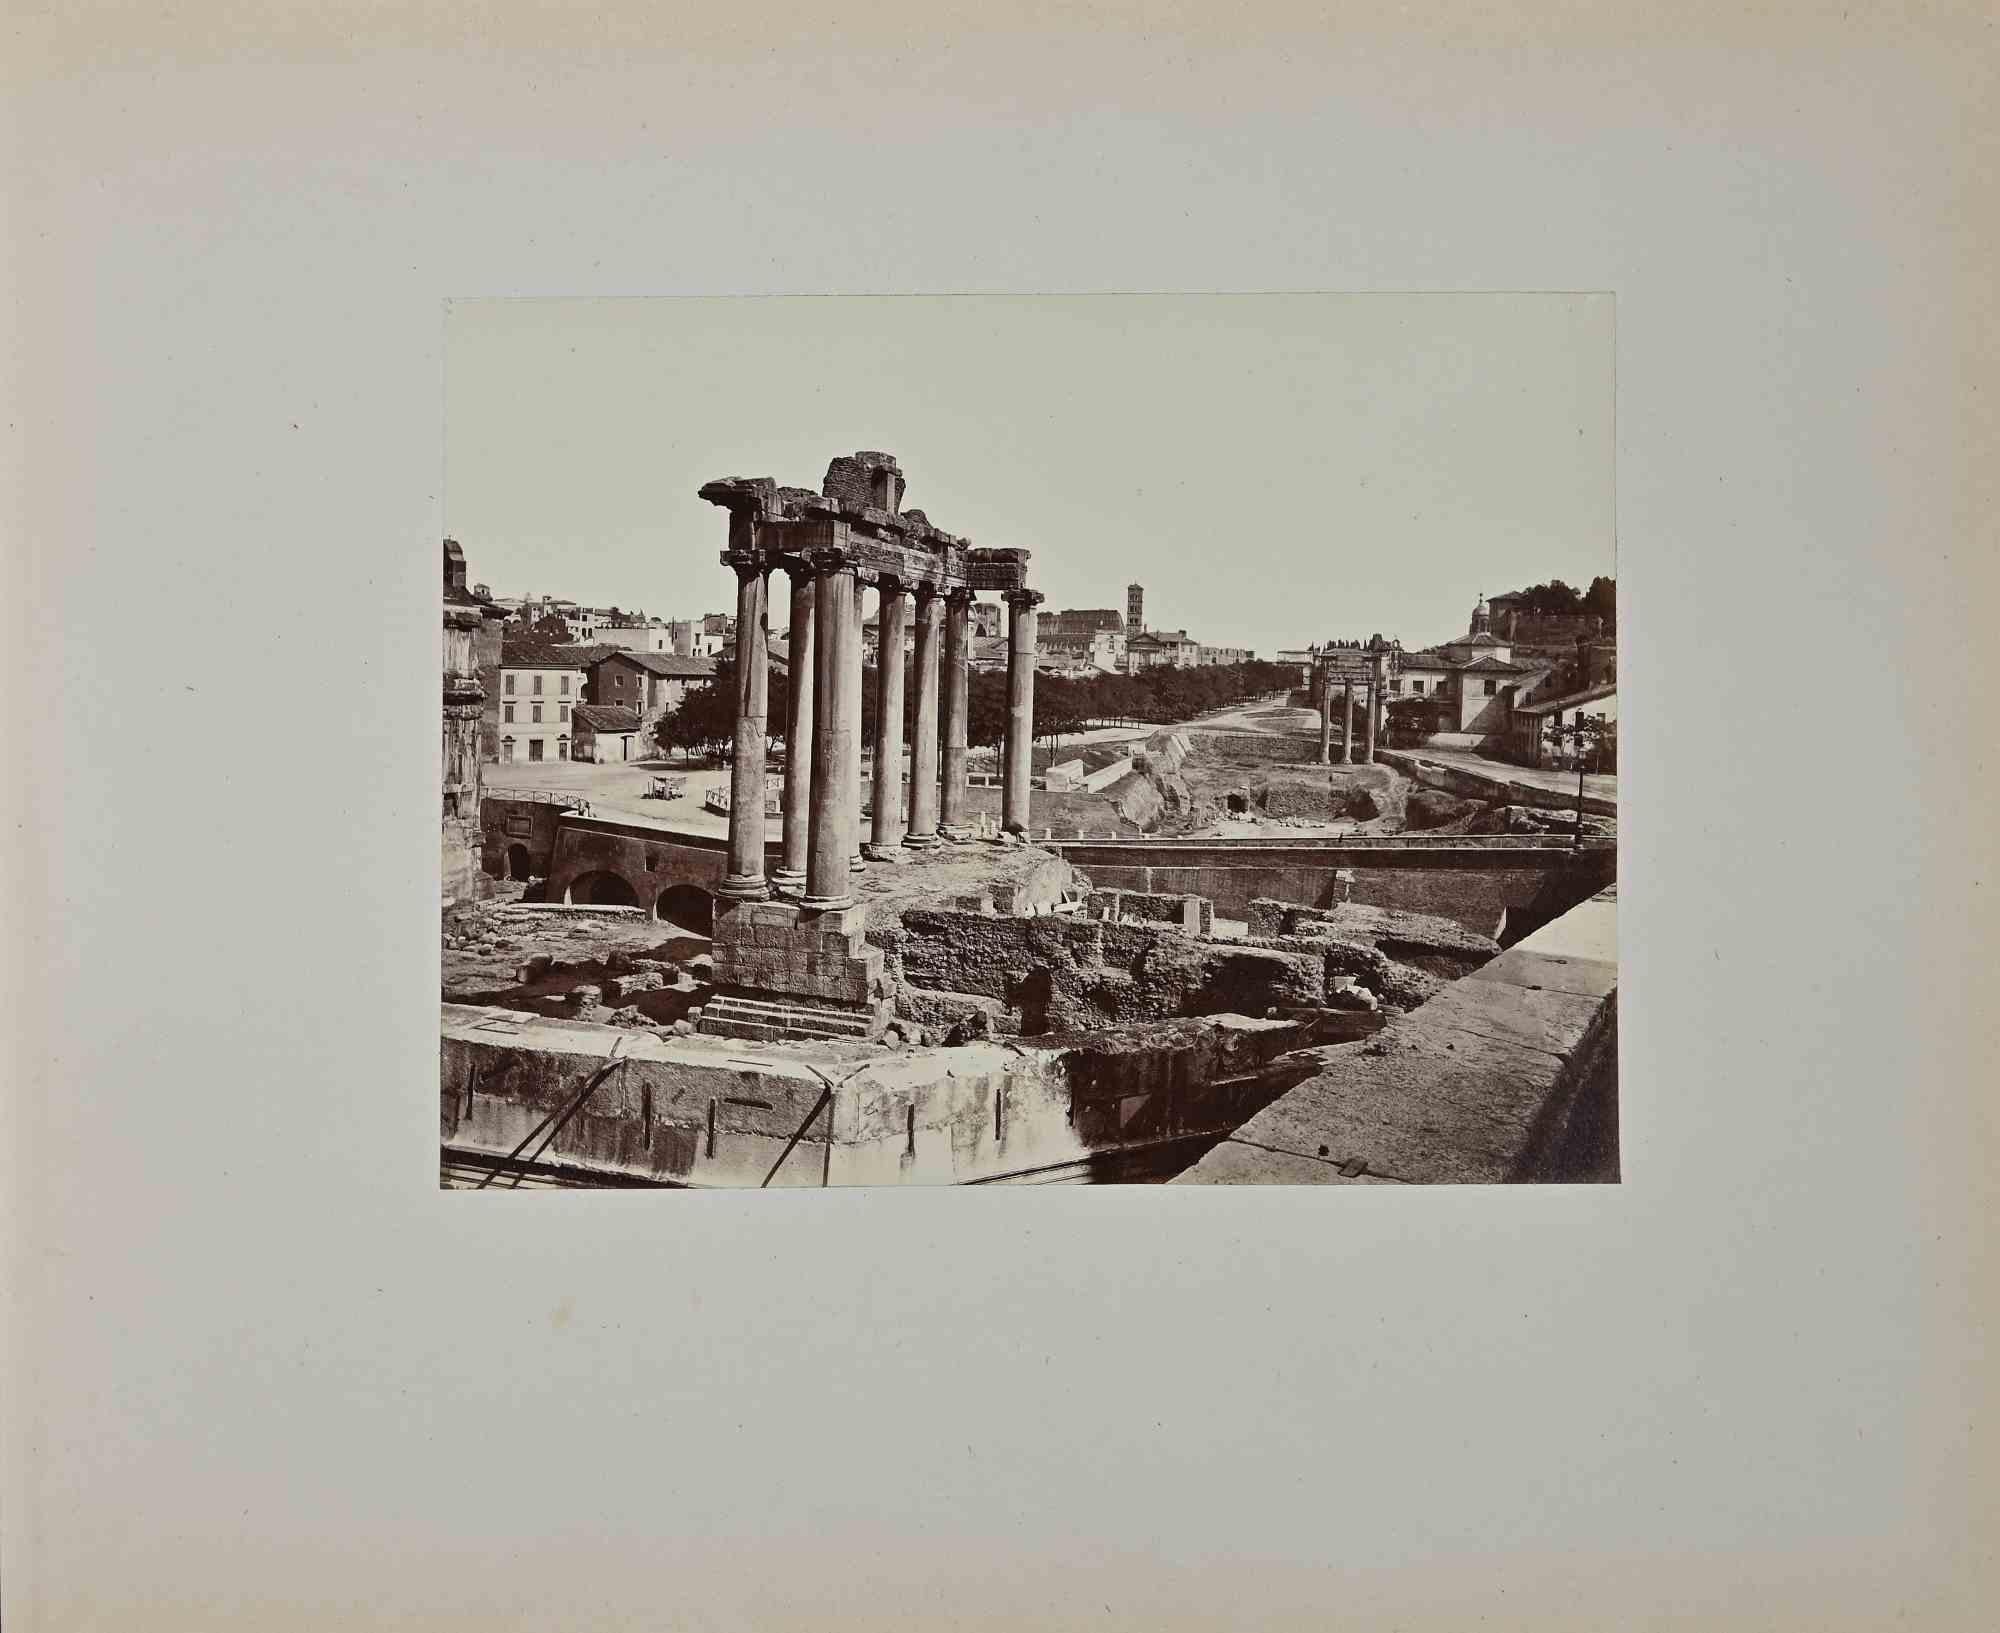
[440,294,1616,1188]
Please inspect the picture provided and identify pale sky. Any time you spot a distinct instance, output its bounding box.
[445,294,1611,655]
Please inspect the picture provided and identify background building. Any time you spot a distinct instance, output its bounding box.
[1126,582,1145,633]
[570,703,645,763]
[594,618,674,653]
[1125,628,1199,670]
[583,649,714,739]
[497,640,587,763]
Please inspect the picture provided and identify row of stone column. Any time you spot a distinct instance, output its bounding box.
[719,554,1040,910]
[1316,669,1389,765]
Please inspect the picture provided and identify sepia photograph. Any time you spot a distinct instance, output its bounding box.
[16,3,1997,1628]
[440,294,1618,1188]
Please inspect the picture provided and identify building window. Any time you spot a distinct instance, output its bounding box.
[532,703,542,723]
[1483,678,1498,696]
[558,736,571,761]
[501,736,515,762]
[559,703,570,723]
[561,675,571,696]
[503,703,515,723]
[533,674,543,695]
[528,739,544,762]
[1411,680,1424,694]
[503,673,516,694]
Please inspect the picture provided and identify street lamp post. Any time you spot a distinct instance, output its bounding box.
[1543,711,1606,850]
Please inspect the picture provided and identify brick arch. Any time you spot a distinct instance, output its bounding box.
[543,820,747,919]
[564,869,642,909]
[655,883,714,936]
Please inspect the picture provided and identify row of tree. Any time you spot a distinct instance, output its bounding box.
[654,655,1300,762]
[1508,576,1616,626]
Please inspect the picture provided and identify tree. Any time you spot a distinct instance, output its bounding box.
[656,659,738,763]
[1582,575,1616,630]
[967,670,1008,749]
[1385,695,1435,747]
[1516,580,1585,616]
[1036,675,1088,755]
[526,612,571,642]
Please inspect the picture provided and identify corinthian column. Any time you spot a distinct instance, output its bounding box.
[904,583,943,848]
[1001,589,1042,835]
[938,589,972,840]
[864,578,909,860]
[718,545,770,900]
[772,564,815,894]
[803,554,856,910]
[1340,676,1355,765]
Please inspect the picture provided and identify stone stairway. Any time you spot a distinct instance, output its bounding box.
[696,991,889,1043]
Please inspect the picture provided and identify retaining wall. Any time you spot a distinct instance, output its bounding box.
[1379,749,1617,818]
[441,1005,1315,1187]
[1052,836,1614,941]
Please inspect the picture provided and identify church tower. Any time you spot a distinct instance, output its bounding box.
[1469,593,1491,637]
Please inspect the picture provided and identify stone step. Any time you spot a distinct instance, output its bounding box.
[704,994,877,1034]
[696,991,884,1043]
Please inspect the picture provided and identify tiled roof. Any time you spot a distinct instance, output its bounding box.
[591,650,715,679]
[500,639,589,669]
[1514,681,1616,716]
[555,643,625,667]
[571,704,642,732]
[1457,655,1527,674]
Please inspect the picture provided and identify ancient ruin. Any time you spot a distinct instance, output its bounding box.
[440,453,1618,1189]
[693,452,1043,1042]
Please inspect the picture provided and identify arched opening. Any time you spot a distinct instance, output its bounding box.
[655,883,714,936]
[506,843,533,881]
[567,870,639,908]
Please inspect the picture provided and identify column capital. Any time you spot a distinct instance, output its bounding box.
[1002,588,1044,610]
[720,549,768,579]
[912,579,942,605]
[944,585,977,606]
[808,546,855,577]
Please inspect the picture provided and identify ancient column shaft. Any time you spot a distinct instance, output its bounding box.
[1318,663,1333,765]
[803,558,857,909]
[1341,678,1354,765]
[1001,589,1042,834]
[849,575,868,872]
[1362,666,1379,764]
[719,556,770,899]
[904,584,943,847]
[938,590,972,838]
[865,580,909,858]
[774,566,815,891]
